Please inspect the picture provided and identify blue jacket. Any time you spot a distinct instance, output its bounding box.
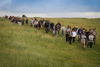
[78,29,83,35]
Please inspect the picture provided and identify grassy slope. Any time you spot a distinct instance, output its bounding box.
[0,17,100,67]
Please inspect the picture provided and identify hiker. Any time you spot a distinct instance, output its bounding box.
[81,33,86,50]
[30,19,34,27]
[18,18,20,22]
[44,20,49,33]
[83,28,85,34]
[22,19,24,25]
[11,17,14,22]
[50,22,54,31]
[43,20,46,30]
[53,25,56,36]
[85,29,89,45]
[34,20,36,27]
[47,20,51,32]
[40,19,44,28]
[26,18,28,25]
[35,20,38,28]
[56,21,61,34]
[9,16,12,20]
[72,29,77,43]
[77,27,83,42]
[69,29,73,45]
[92,28,97,45]
[61,25,65,37]
[88,33,94,50]
[5,15,8,18]
[14,18,17,23]
[18,20,22,25]
[38,20,42,29]
[65,26,70,41]
[16,18,18,23]
[72,26,78,32]
[56,25,60,37]
[89,29,92,35]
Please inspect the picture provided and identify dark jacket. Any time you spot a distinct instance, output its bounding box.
[78,29,83,35]
[56,23,61,28]
[26,19,28,23]
[45,22,49,27]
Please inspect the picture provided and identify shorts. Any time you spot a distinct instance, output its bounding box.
[81,39,85,42]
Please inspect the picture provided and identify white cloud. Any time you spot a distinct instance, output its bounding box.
[0,11,47,17]
[0,11,100,18]
[81,12,100,18]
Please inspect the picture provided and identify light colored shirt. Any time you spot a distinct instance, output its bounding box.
[81,35,86,41]
[30,20,34,24]
[66,28,70,33]
[72,32,76,37]
[61,27,65,31]
[92,31,97,36]
[36,21,38,25]
[18,22,22,25]
[89,35,94,42]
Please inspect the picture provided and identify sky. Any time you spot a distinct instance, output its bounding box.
[0,0,100,18]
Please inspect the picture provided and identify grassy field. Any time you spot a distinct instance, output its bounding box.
[0,17,100,67]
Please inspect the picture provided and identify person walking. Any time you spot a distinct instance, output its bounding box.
[61,25,65,37]
[72,29,77,43]
[88,33,94,50]
[92,28,97,45]
[78,27,83,42]
[53,25,56,36]
[26,18,28,25]
[22,19,24,25]
[81,33,86,50]
[44,20,49,33]
[69,30,73,45]
[56,21,61,34]
[30,19,34,27]
[85,29,89,45]
[56,25,60,37]
[65,26,70,41]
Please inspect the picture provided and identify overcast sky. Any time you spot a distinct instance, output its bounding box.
[0,0,100,18]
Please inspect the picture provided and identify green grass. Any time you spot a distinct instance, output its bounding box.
[0,17,100,67]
